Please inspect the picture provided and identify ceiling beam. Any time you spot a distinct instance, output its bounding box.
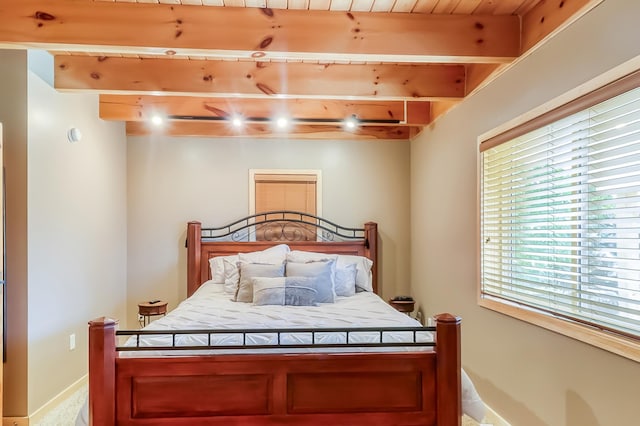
[100,95,432,125]
[522,0,603,53]
[55,56,465,100]
[0,0,520,63]
[126,121,419,140]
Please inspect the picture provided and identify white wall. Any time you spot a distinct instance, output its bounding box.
[26,52,128,412]
[126,135,410,326]
[411,1,640,424]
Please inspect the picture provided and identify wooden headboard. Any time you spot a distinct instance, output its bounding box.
[186,211,378,297]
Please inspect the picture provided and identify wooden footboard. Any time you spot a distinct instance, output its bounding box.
[88,314,461,426]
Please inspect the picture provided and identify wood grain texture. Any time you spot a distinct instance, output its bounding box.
[0,0,520,62]
[88,318,117,426]
[0,0,596,136]
[126,120,416,139]
[56,55,465,99]
[521,0,603,53]
[186,220,378,295]
[87,320,462,425]
[100,94,420,122]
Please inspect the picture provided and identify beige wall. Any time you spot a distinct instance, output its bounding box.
[0,50,128,415]
[410,1,640,424]
[25,52,128,413]
[127,135,410,326]
[0,50,29,417]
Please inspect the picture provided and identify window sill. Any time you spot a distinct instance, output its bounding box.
[478,296,640,363]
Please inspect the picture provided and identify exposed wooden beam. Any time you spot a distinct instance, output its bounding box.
[430,100,461,122]
[521,0,604,53]
[0,0,520,63]
[126,121,416,140]
[100,95,432,125]
[55,56,465,100]
[466,63,503,94]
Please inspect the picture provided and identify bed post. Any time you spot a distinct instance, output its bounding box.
[364,221,378,294]
[435,313,462,426]
[187,221,202,297]
[88,317,117,426]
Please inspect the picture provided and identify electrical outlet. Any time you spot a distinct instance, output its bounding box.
[69,333,76,351]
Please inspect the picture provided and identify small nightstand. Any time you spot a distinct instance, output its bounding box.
[138,300,168,327]
[389,298,415,315]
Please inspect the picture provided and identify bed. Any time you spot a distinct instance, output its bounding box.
[85,212,480,425]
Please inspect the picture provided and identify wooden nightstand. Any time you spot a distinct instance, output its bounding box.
[138,300,168,327]
[389,298,415,315]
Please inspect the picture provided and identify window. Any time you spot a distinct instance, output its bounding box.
[479,70,640,362]
[249,169,322,241]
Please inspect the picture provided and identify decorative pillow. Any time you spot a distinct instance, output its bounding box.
[334,262,357,297]
[287,251,368,295]
[235,261,286,303]
[338,255,374,292]
[209,254,238,284]
[285,259,336,303]
[252,276,318,306]
[222,244,290,294]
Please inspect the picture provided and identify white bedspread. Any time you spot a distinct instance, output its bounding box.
[127,281,432,353]
[77,282,486,424]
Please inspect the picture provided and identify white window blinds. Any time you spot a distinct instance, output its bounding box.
[480,72,640,341]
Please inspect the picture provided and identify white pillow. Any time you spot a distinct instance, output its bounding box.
[209,255,238,283]
[286,251,338,264]
[221,244,290,294]
[235,261,286,303]
[222,258,242,294]
[337,255,373,292]
[334,262,357,297]
[240,244,290,262]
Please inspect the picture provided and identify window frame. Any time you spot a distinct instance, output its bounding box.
[477,69,640,363]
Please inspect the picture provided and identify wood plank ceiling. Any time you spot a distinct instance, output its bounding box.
[0,0,600,140]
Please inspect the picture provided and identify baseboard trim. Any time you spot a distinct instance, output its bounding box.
[2,417,29,426]
[28,374,87,424]
[483,402,511,426]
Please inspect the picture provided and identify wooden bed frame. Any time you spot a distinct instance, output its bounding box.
[88,212,462,425]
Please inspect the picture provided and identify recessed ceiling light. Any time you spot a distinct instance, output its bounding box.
[151,115,164,126]
[231,116,244,128]
[276,117,289,129]
[344,116,358,131]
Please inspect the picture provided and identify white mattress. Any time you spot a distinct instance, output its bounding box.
[125,281,432,354]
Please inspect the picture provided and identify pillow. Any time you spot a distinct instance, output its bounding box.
[235,261,286,303]
[286,251,338,264]
[334,262,357,297]
[222,257,242,294]
[252,276,318,306]
[285,259,336,303]
[240,244,290,263]
[287,251,369,295]
[222,244,290,294]
[338,255,373,292]
[209,254,238,283]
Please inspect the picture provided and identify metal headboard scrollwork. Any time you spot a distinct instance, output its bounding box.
[186,213,378,296]
[200,211,367,244]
